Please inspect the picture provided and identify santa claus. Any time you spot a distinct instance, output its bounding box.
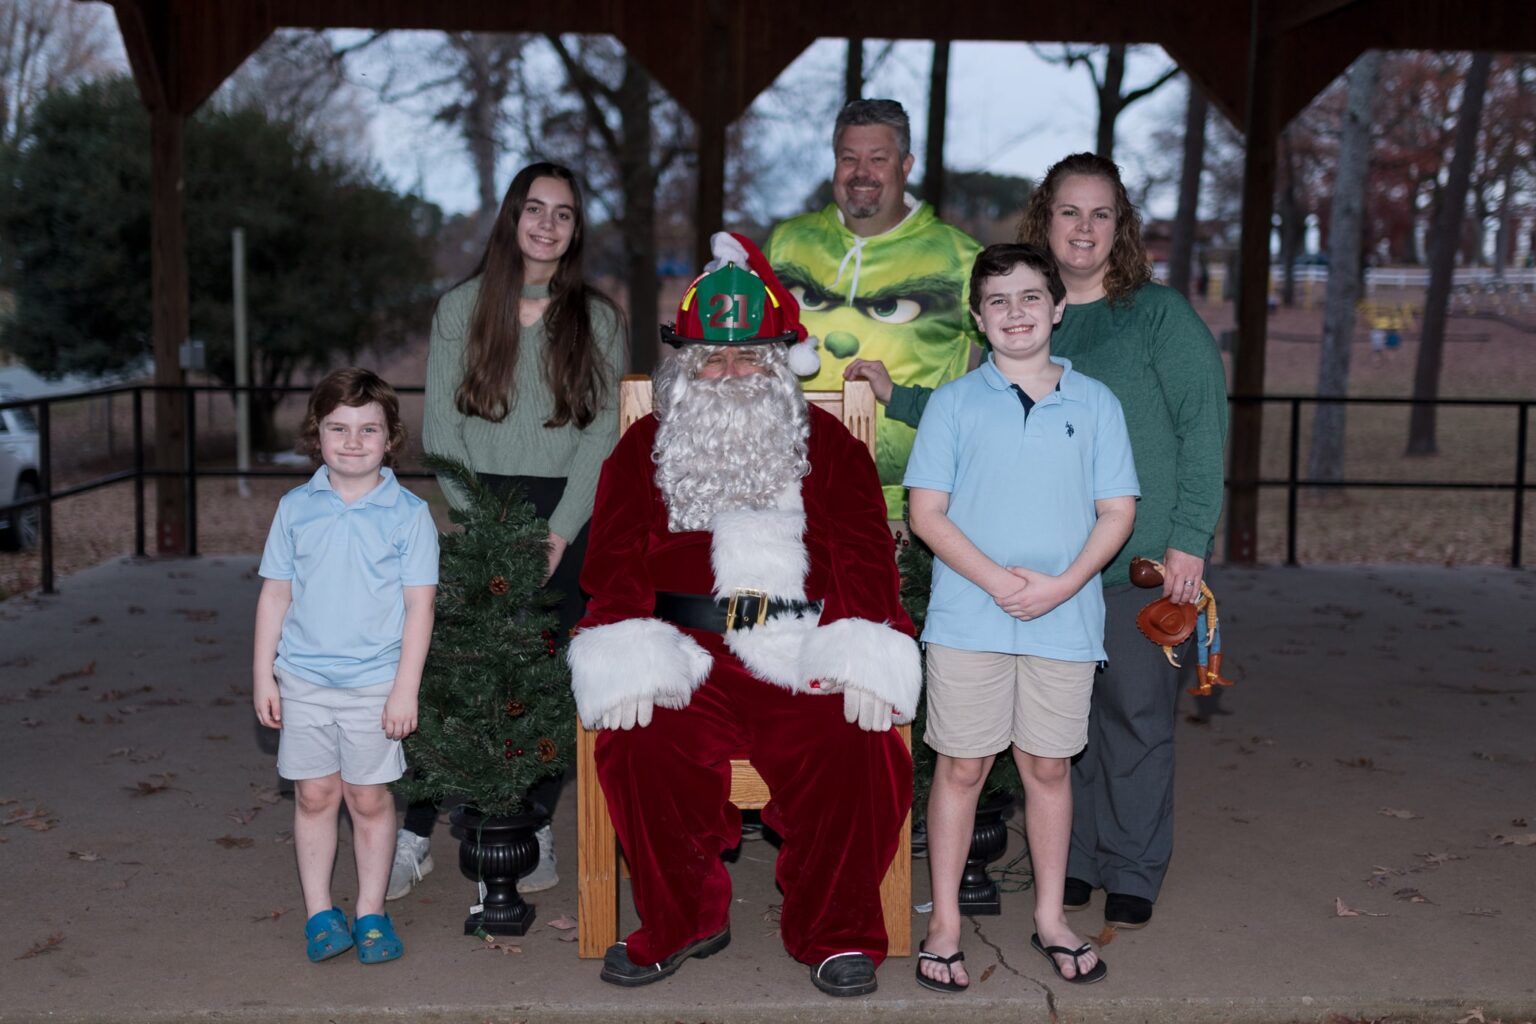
[568,233,920,997]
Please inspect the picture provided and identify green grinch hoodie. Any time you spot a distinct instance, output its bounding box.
[767,196,981,517]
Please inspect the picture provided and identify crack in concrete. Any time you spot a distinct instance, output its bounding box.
[970,918,1059,1024]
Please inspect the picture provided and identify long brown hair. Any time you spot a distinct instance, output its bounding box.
[452,162,622,427]
[1016,152,1152,305]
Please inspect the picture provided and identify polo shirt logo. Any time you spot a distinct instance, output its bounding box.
[1066,422,1075,438]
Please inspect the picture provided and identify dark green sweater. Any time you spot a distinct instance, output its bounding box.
[894,283,1228,586]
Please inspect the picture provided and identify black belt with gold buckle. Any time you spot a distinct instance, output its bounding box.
[653,589,819,633]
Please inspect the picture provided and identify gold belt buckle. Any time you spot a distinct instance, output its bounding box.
[725,588,769,631]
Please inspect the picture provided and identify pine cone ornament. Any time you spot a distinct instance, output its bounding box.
[488,575,509,596]
[536,738,557,763]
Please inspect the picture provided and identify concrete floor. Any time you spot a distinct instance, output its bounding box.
[1,557,1533,1023]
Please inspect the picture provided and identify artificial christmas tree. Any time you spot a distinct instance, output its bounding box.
[395,457,575,934]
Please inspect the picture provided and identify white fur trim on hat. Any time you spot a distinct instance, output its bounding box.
[787,335,822,377]
[800,618,922,723]
[567,618,712,728]
[704,231,750,273]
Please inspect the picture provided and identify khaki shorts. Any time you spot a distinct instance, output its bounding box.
[274,667,405,785]
[923,644,1096,759]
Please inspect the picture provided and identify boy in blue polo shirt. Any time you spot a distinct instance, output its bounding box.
[904,245,1138,990]
[253,367,438,965]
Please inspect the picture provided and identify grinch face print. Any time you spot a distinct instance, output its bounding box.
[771,223,973,503]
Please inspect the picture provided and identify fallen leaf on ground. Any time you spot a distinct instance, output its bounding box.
[1334,897,1388,917]
[48,662,95,685]
[95,686,153,702]
[75,714,95,724]
[1514,817,1529,828]
[226,807,260,826]
[1379,807,1421,819]
[125,775,175,797]
[68,850,101,862]
[1418,851,1464,867]
[1462,907,1499,917]
[14,933,64,960]
[19,717,42,728]
[251,907,290,922]
[546,915,577,931]
[1492,832,1536,846]
[175,608,218,621]
[249,784,283,805]
[1092,924,1117,945]
[979,963,996,983]
[1392,887,1432,903]
[215,835,255,849]
[1455,1010,1485,1024]
[474,934,522,955]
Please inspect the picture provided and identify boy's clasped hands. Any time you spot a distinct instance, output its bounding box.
[990,566,1074,621]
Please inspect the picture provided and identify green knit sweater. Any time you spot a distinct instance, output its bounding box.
[423,277,626,543]
[1052,284,1228,586]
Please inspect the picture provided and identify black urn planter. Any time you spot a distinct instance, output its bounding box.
[956,792,1012,916]
[449,806,538,936]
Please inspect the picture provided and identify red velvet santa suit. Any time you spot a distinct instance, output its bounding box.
[569,404,920,968]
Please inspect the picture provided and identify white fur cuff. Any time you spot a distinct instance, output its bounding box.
[568,619,712,728]
[800,618,922,723]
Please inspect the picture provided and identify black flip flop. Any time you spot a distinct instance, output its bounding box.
[915,941,969,993]
[1030,932,1107,985]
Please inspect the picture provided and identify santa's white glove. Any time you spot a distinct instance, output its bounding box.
[843,687,894,732]
[702,231,750,273]
[598,696,654,731]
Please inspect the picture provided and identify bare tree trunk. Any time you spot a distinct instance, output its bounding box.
[845,39,863,105]
[1167,81,1208,298]
[1408,52,1493,456]
[1494,173,1512,276]
[924,40,950,217]
[1307,50,1381,488]
[1096,45,1126,159]
[1277,129,1303,307]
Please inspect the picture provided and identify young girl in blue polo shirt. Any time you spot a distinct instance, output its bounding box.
[253,368,439,965]
[904,245,1138,990]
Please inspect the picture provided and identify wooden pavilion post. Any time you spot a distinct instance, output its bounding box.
[1225,6,1282,565]
[150,106,189,554]
[692,0,735,271]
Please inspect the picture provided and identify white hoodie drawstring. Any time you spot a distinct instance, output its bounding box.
[831,236,868,305]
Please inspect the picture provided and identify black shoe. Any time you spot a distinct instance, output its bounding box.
[811,952,878,996]
[1063,876,1093,911]
[599,927,731,986]
[911,821,928,859]
[1104,892,1153,929]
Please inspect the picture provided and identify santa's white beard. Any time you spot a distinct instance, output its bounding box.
[653,355,810,533]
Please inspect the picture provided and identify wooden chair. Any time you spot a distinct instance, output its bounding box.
[576,374,912,958]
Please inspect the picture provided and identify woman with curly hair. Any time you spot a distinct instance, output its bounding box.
[1015,152,1227,931]
[392,162,626,901]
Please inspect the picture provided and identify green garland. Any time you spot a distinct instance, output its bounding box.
[394,457,574,819]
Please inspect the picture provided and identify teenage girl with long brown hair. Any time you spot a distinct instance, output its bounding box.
[392,161,626,901]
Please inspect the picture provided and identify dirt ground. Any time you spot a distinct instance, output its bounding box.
[3,297,1534,598]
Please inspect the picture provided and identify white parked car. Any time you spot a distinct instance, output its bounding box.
[0,391,41,550]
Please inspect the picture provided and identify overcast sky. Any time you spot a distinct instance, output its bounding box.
[349,35,1194,223]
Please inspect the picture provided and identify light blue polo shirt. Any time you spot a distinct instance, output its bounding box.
[259,466,439,688]
[904,355,1139,661]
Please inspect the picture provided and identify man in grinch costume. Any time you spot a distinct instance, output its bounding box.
[767,98,981,516]
[568,233,919,997]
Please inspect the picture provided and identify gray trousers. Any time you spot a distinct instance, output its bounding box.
[1067,583,1189,901]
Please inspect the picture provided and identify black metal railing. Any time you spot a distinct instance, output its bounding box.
[2,385,1532,594]
[1230,393,1533,567]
